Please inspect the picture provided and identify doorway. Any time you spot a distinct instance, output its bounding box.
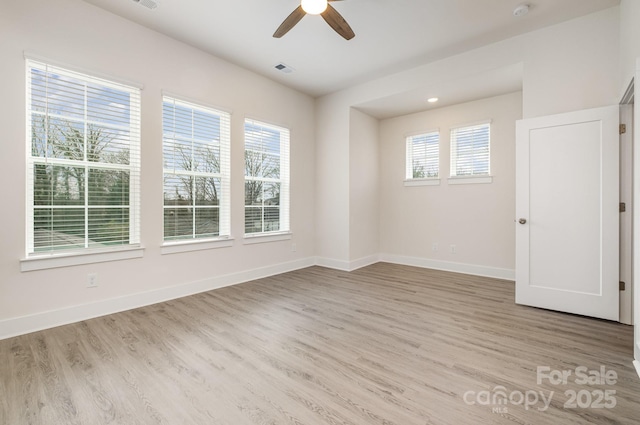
[620,83,633,325]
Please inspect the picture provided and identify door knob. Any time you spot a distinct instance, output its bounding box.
[519,218,527,224]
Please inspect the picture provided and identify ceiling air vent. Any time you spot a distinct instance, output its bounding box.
[133,0,158,10]
[274,63,294,74]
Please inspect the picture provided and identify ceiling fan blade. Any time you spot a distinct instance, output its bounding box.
[321,3,355,40]
[273,5,306,38]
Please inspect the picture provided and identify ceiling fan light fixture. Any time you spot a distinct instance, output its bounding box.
[273,0,354,40]
[301,0,328,15]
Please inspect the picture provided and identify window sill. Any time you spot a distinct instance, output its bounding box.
[448,175,493,185]
[404,178,441,187]
[21,245,145,272]
[161,237,234,255]
[243,232,292,245]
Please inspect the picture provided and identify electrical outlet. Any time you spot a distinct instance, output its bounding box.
[450,244,456,254]
[291,243,297,252]
[432,242,438,252]
[87,273,98,288]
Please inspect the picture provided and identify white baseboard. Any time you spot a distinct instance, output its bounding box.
[349,254,380,271]
[634,360,640,380]
[0,257,316,340]
[0,253,514,340]
[315,254,379,272]
[379,253,515,281]
[315,257,352,271]
[315,253,514,280]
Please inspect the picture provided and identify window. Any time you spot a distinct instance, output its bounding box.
[162,96,230,241]
[244,119,290,236]
[26,60,141,255]
[406,131,439,179]
[450,122,491,177]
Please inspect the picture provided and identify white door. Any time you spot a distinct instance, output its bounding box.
[515,105,619,321]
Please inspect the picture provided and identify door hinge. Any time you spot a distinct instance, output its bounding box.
[620,124,627,135]
[620,202,626,213]
[620,281,626,291]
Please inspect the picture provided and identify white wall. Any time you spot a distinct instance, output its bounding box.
[315,106,380,269]
[314,97,350,265]
[349,108,379,264]
[520,8,619,118]
[316,7,619,269]
[0,0,316,336]
[619,0,640,94]
[379,92,522,275]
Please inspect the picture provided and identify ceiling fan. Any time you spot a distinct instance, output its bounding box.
[273,0,355,40]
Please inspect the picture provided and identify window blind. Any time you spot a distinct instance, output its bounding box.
[244,119,290,235]
[162,96,231,241]
[450,122,491,177]
[406,131,439,179]
[26,60,141,254]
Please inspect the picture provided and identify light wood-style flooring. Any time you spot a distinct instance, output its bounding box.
[1,263,639,424]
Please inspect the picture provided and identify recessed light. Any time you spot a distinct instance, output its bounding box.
[427,97,439,103]
[513,4,529,17]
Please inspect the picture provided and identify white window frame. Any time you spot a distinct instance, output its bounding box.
[449,120,492,185]
[23,59,142,270]
[243,119,290,238]
[161,95,231,249]
[405,130,440,187]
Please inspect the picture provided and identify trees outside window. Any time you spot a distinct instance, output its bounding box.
[27,60,140,254]
[406,131,439,179]
[162,97,231,241]
[244,120,290,235]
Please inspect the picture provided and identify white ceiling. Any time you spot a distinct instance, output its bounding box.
[82,0,619,106]
[355,62,524,119]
